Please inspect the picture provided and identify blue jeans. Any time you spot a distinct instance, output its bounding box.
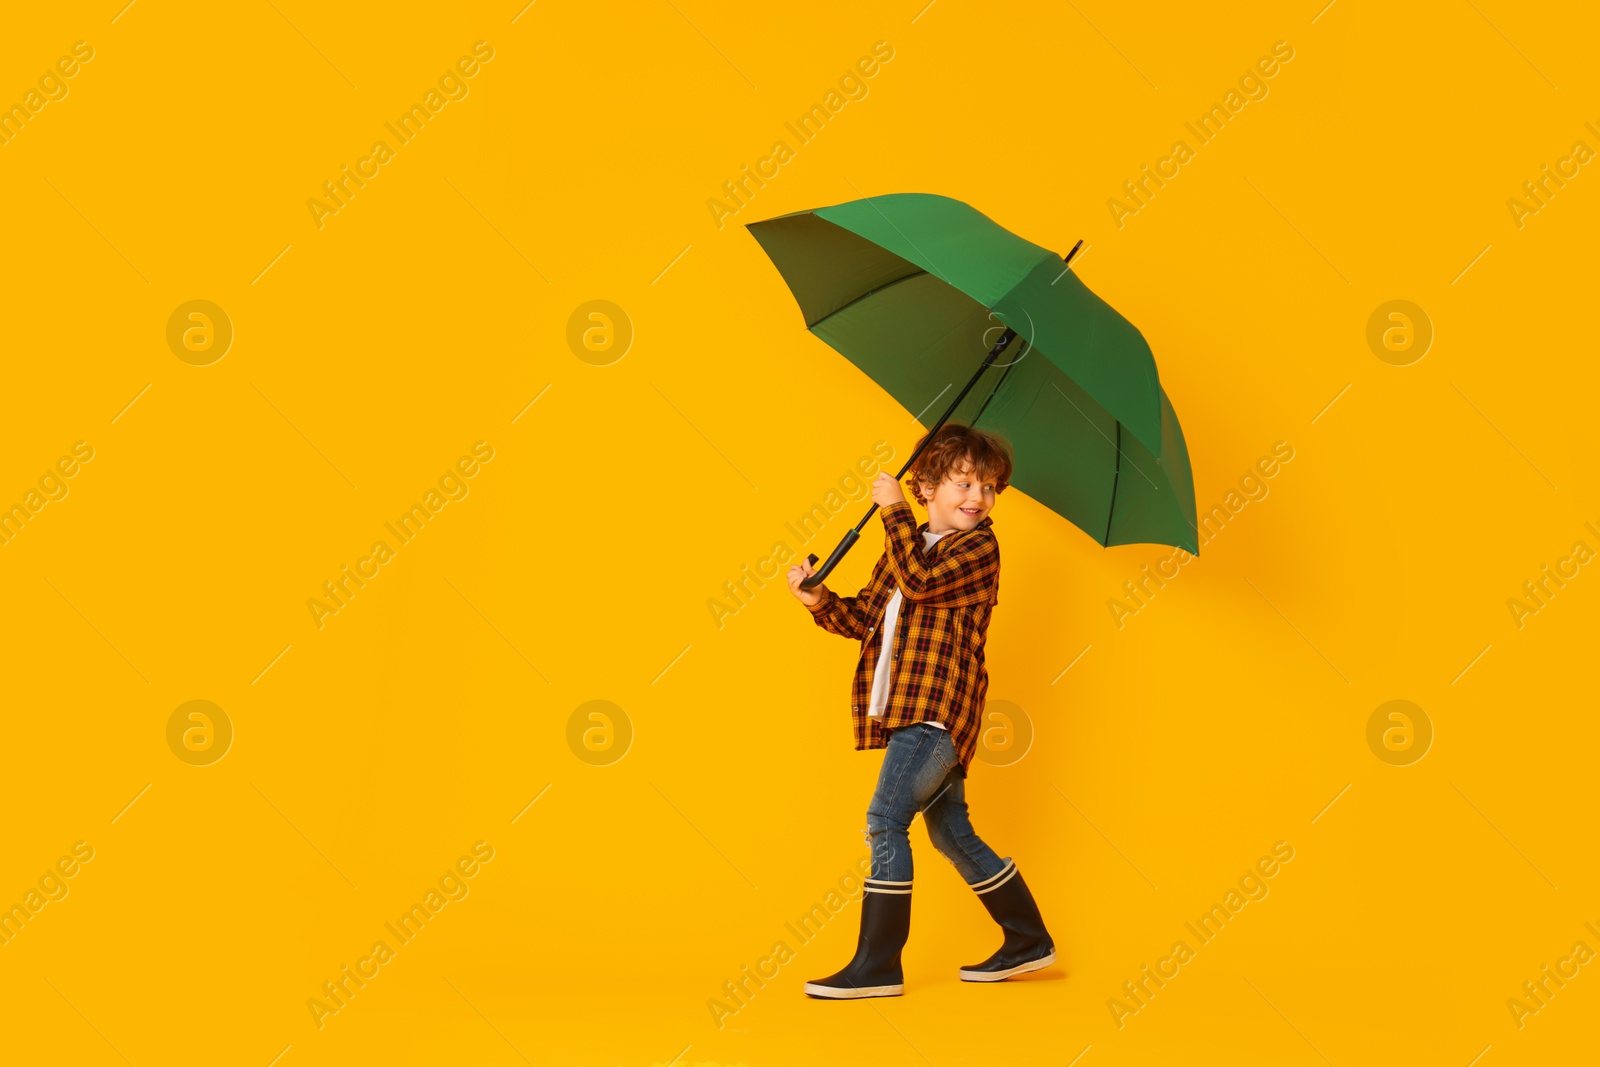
[865,722,1009,886]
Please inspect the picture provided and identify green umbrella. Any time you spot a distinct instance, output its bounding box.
[745,191,1200,587]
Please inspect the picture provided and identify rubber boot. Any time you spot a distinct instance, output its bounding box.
[804,878,912,998]
[959,861,1056,981]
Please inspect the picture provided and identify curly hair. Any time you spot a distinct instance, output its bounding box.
[902,422,1014,508]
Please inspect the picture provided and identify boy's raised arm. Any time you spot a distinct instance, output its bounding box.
[805,557,883,640]
[881,499,999,606]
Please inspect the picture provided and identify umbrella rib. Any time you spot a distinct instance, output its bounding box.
[1104,421,1121,545]
[970,355,1020,427]
[1048,380,1158,490]
[839,181,955,282]
[806,269,927,329]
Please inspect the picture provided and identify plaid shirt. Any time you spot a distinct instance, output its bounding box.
[806,498,999,774]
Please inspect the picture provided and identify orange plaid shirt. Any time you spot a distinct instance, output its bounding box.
[806,498,1000,774]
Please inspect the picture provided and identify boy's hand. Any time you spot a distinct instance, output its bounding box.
[870,471,907,509]
[787,554,825,607]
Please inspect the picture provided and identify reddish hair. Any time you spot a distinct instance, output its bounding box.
[903,423,1014,508]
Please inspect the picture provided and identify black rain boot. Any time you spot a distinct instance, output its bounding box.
[960,861,1056,982]
[804,878,912,999]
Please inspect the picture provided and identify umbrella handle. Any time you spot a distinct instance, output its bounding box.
[799,529,858,590]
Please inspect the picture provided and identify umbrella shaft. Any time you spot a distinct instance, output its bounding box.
[858,326,1016,533]
[799,327,1017,591]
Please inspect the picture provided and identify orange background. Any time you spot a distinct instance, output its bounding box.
[2,1,1597,1064]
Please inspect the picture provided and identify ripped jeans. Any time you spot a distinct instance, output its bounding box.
[864,722,1009,886]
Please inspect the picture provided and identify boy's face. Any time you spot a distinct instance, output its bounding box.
[917,458,998,535]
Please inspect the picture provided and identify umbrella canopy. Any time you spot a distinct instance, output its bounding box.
[747,192,1199,555]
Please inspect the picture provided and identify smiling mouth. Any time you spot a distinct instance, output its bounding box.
[960,508,981,516]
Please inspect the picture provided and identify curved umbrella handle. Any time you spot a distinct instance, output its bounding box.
[800,528,860,590]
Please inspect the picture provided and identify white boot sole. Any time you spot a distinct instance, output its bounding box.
[803,981,905,999]
[959,950,1056,982]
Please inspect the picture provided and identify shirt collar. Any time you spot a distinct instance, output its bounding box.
[918,514,994,539]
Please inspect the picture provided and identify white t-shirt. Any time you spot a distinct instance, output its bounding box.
[868,528,950,728]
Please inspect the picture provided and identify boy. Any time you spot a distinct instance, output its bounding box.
[787,422,1055,999]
